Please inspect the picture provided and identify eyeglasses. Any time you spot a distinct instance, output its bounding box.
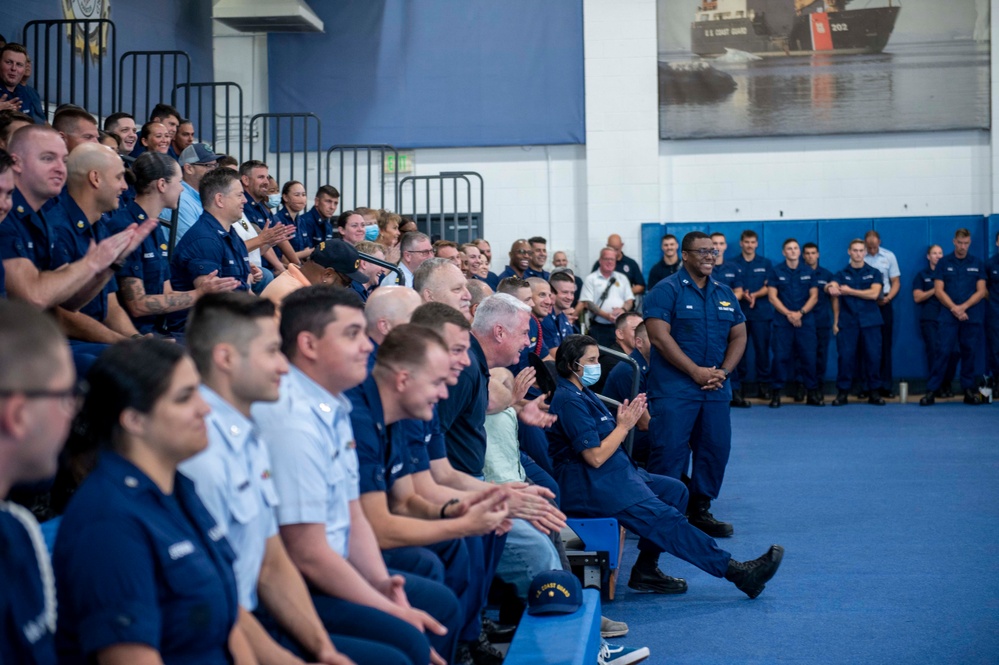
[0,380,88,415]
[406,248,433,256]
[685,248,720,258]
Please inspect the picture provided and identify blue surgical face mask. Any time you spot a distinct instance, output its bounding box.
[364,224,380,241]
[267,193,282,209]
[578,362,601,387]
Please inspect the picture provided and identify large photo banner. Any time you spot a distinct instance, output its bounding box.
[657,0,990,139]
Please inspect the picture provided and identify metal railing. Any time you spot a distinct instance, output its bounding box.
[118,50,189,123]
[357,251,403,285]
[595,345,640,455]
[249,113,322,198]
[325,145,399,212]
[172,82,245,162]
[22,18,117,120]
[398,171,485,244]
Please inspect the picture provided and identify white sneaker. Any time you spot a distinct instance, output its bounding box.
[597,638,650,665]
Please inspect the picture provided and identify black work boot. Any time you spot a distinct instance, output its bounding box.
[792,383,806,402]
[758,384,773,401]
[963,388,982,405]
[806,389,825,406]
[831,392,849,406]
[769,389,781,408]
[730,389,751,408]
[725,545,785,599]
[461,632,504,665]
[687,494,734,538]
[919,391,936,406]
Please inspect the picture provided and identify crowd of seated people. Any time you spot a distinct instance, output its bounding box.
[2,24,996,665]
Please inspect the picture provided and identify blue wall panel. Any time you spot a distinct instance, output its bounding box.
[267,1,585,150]
[642,215,991,383]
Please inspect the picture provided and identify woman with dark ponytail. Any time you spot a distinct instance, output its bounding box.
[108,152,238,336]
[52,339,249,664]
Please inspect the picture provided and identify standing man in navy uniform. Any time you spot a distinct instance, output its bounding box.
[767,238,822,407]
[827,239,885,406]
[710,232,749,407]
[920,228,989,406]
[0,302,76,665]
[802,243,834,398]
[912,244,957,396]
[987,232,999,381]
[644,231,747,538]
[732,229,774,399]
[863,230,901,398]
[647,233,680,292]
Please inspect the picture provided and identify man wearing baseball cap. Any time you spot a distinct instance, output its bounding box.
[159,142,221,240]
[262,239,369,305]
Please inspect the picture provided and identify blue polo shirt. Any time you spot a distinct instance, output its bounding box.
[913,267,942,322]
[810,264,835,328]
[398,405,449,475]
[711,260,743,292]
[347,375,411,495]
[53,452,238,665]
[602,348,647,405]
[770,262,817,327]
[643,267,745,402]
[46,190,117,323]
[108,201,171,334]
[3,83,46,122]
[935,252,987,324]
[161,180,203,241]
[170,211,251,293]
[437,334,489,476]
[541,311,576,349]
[731,254,774,321]
[0,502,57,665]
[0,188,57,270]
[242,191,272,228]
[987,254,999,316]
[472,272,500,290]
[297,207,335,247]
[833,263,883,328]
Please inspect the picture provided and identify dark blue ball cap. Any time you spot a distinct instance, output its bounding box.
[527,570,583,616]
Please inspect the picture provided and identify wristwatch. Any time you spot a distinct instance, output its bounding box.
[721,367,730,377]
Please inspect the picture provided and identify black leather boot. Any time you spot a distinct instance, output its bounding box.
[769,389,781,408]
[687,494,733,538]
[725,545,785,599]
[806,389,825,406]
[831,392,849,406]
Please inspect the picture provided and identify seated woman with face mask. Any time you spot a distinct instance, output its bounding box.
[547,334,784,599]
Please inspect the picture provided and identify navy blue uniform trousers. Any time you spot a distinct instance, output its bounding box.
[836,325,881,392]
[772,323,818,390]
[647,398,731,499]
[615,469,731,577]
[928,318,985,391]
[738,319,772,386]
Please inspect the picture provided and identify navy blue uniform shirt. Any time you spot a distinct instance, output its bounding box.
[833,263,883,328]
[3,83,46,122]
[508,315,549,376]
[541,311,577,350]
[46,190,117,323]
[472,272,500,290]
[437,334,489,476]
[242,190,272,228]
[0,504,57,665]
[732,254,774,321]
[643,266,745,402]
[170,210,251,292]
[710,260,743,292]
[913,267,942,322]
[810,264,835,328]
[0,188,57,270]
[275,207,315,253]
[347,374,411,494]
[53,452,238,665]
[547,378,646,514]
[987,254,999,310]
[108,200,171,333]
[298,207,335,247]
[770,262,817,327]
[936,252,987,323]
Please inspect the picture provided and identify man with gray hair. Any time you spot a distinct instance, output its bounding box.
[438,294,555,477]
[414,257,472,321]
[381,231,433,288]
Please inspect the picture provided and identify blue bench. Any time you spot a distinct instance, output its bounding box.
[504,588,602,665]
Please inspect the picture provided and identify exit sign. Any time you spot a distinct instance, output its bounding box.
[385,152,414,174]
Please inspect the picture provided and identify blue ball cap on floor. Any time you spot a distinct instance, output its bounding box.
[527,570,583,615]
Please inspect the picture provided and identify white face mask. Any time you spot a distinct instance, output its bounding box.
[266,193,282,209]
[577,362,601,386]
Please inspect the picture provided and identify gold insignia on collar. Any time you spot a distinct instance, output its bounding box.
[720,301,731,307]
[76,221,85,229]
